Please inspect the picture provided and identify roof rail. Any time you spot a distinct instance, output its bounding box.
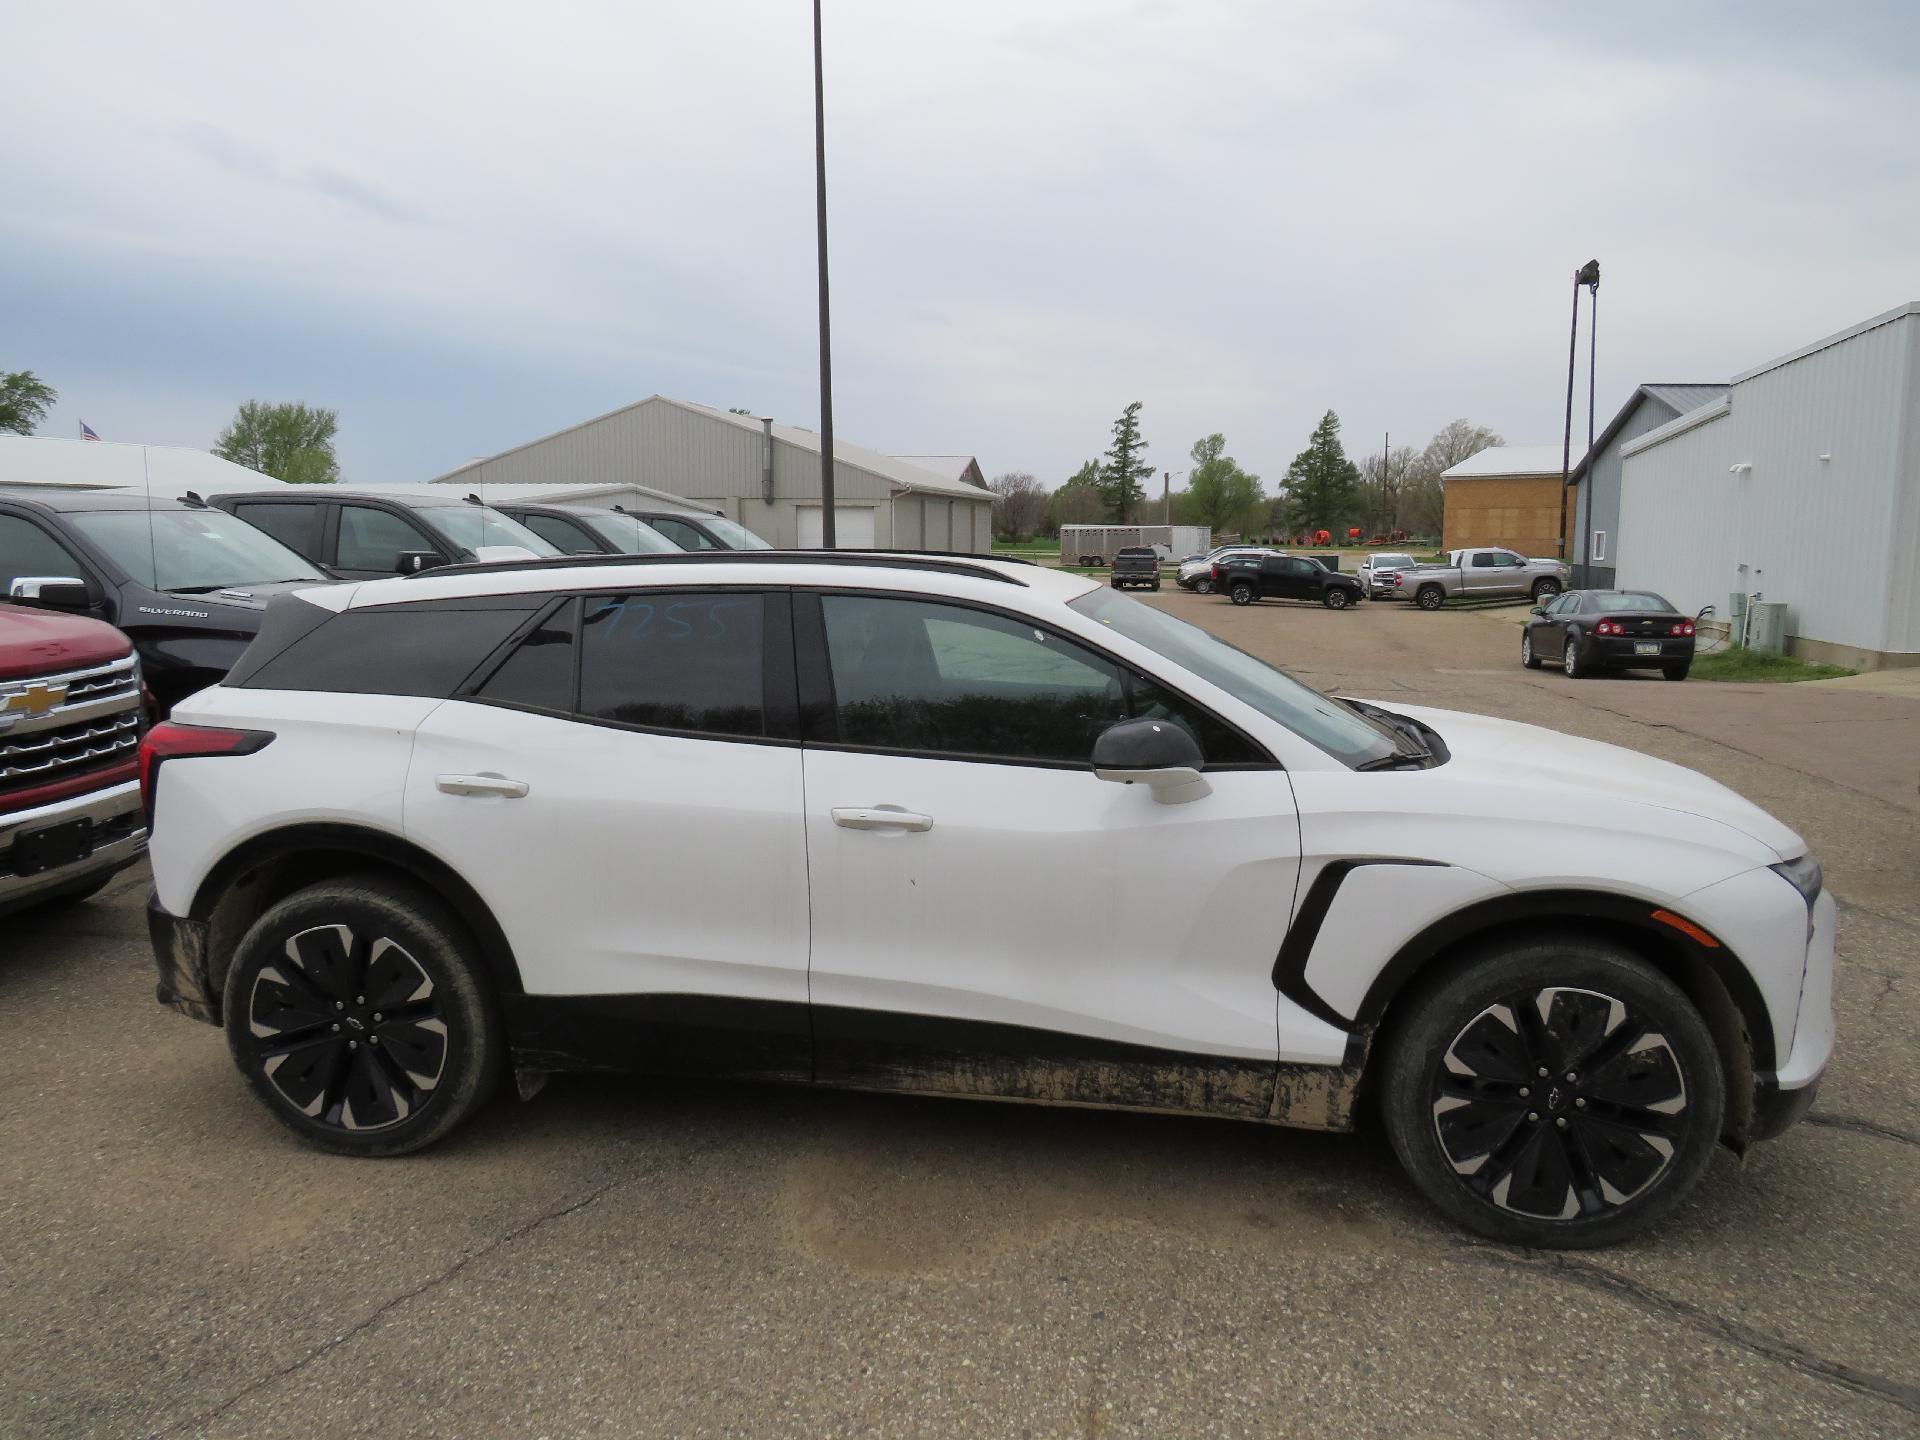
[404,549,1031,585]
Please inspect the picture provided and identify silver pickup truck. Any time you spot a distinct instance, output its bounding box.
[1392,547,1570,610]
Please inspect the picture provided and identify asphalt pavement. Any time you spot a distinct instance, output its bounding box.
[2,589,1914,1438]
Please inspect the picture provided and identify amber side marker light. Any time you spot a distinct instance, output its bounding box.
[1650,909,1721,948]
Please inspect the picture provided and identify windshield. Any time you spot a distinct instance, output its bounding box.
[580,512,683,554]
[425,505,562,556]
[698,515,772,550]
[70,509,329,591]
[1593,591,1675,612]
[1069,588,1399,766]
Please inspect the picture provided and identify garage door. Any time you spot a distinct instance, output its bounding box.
[797,507,876,549]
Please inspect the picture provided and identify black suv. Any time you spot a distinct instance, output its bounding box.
[1216,553,1362,610]
[1109,546,1162,591]
[0,487,335,710]
[489,503,685,556]
[210,489,560,580]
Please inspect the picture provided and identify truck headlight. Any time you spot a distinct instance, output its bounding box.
[1769,853,1823,911]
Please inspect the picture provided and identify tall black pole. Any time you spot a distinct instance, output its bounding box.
[812,0,836,548]
[1581,279,1599,580]
[1558,272,1581,562]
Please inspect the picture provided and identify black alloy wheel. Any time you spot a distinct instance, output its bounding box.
[1416,585,1445,611]
[1322,587,1352,610]
[224,874,503,1155]
[1522,630,1542,669]
[1381,939,1722,1247]
[1230,583,1256,606]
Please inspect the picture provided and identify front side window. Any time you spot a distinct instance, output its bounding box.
[646,517,720,551]
[427,506,562,557]
[698,516,772,550]
[822,594,1125,763]
[67,509,326,591]
[0,514,87,592]
[579,592,764,737]
[337,506,435,571]
[579,512,682,554]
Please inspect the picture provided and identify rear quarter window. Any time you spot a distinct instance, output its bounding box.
[236,598,542,697]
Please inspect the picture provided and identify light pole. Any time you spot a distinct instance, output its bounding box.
[1558,259,1599,565]
[812,0,836,547]
[1579,271,1600,582]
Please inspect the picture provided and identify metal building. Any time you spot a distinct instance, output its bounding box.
[430,395,993,552]
[1616,302,1920,670]
[1566,383,1727,587]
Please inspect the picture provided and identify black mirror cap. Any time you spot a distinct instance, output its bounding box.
[1091,716,1204,773]
[1529,605,1547,616]
[395,550,449,574]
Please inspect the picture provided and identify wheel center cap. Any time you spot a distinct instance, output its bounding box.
[1545,1085,1566,1112]
[345,1014,367,1032]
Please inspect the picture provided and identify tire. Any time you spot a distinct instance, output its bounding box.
[1663,662,1691,682]
[1151,580,1161,591]
[1229,583,1256,606]
[1562,639,1584,679]
[1194,578,1214,595]
[222,872,505,1156]
[1416,585,1445,612]
[1522,631,1541,669]
[1379,935,1725,1248]
[1532,579,1563,602]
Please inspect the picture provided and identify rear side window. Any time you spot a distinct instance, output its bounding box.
[238,601,540,696]
[578,592,764,737]
[232,502,324,562]
[475,599,577,709]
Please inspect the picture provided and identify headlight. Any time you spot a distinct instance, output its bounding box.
[1770,853,1824,910]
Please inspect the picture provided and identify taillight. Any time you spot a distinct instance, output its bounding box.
[1671,621,1695,637]
[1211,564,1222,580]
[1596,620,1622,636]
[138,722,275,823]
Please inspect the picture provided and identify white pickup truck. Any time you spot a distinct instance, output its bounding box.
[1392,548,1570,610]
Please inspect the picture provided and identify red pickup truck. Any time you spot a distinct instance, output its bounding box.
[1,604,146,917]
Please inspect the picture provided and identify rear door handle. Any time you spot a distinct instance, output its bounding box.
[831,806,933,833]
[436,773,530,798]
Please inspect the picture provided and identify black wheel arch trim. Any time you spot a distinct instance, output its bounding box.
[1273,859,1447,1029]
[187,822,526,999]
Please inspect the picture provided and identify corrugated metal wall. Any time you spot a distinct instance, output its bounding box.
[1618,312,1915,656]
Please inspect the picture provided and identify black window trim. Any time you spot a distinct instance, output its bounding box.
[458,585,801,749]
[0,507,104,596]
[792,586,1279,773]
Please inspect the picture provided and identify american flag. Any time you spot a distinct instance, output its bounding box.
[79,421,101,442]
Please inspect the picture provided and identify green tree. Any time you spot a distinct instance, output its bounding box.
[1184,432,1263,535]
[1401,419,1503,539]
[1283,410,1361,533]
[213,400,341,483]
[1096,402,1152,522]
[0,371,57,436]
[1047,460,1105,534]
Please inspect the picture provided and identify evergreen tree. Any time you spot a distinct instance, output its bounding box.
[1284,410,1361,533]
[1096,402,1152,522]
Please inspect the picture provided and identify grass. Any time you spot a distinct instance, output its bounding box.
[1690,646,1856,683]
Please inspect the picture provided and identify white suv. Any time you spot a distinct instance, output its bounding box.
[141,552,1832,1247]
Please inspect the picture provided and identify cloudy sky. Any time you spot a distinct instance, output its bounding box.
[4,1,1915,490]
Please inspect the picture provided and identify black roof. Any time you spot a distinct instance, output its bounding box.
[0,486,210,514]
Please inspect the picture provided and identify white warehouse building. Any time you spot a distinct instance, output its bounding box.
[431,395,993,553]
[1617,302,1920,670]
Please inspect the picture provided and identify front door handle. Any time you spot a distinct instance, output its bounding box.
[436,773,530,799]
[832,806,933,833]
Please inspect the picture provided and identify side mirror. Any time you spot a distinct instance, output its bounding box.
[1092,717,1211,805]
[9,576,92,610]
[1529,605,1547,617]
[395,550,449,574]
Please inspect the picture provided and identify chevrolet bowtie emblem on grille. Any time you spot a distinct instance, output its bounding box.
[0,682,68,717]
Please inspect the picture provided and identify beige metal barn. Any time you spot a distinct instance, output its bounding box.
[430,395,992,552]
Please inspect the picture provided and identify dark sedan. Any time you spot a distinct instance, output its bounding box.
[1523,589,1696,680]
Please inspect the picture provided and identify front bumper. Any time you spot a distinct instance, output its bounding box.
[1746,886,1835,1143]
[148,891,219,1024]
[0,778,147,917]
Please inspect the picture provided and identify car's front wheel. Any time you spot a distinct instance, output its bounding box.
[222,873,504,1155]
[1522,630,1542,669]
[1229,583,1256,605]
[1322,587,1352,610]
[1379,936,1724,1248]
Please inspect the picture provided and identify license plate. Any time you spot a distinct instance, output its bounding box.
[8,818,93,876]
[1634,641,1661,656]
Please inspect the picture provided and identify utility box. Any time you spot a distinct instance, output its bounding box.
[1728,591,1748,629]
[1748,601,1789,655]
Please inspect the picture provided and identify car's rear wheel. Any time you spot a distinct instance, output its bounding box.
[1380,937,1724,1248]
[1322,587,1351,610]
[1562,639,1584,678]
[1194,578,1214,595]
[1416,585,1445,611]
[1229,583,1256,606]
[1663,662,1691,682]
[222,873,504,1155]
[1532,579,1563,602]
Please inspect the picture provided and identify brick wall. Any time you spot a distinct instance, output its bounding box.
[1441,473,1577,555]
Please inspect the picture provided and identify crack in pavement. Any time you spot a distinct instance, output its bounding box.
[1457,1244,1920,1415]
[144,1168,634,1439]
[1805,1111,1920,1147]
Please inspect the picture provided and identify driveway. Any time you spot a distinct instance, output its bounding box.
[2,592,1915,1438]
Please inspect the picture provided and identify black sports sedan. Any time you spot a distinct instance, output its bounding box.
[1522,589,1696,680]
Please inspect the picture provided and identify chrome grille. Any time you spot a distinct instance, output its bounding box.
[0,711,141,789]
